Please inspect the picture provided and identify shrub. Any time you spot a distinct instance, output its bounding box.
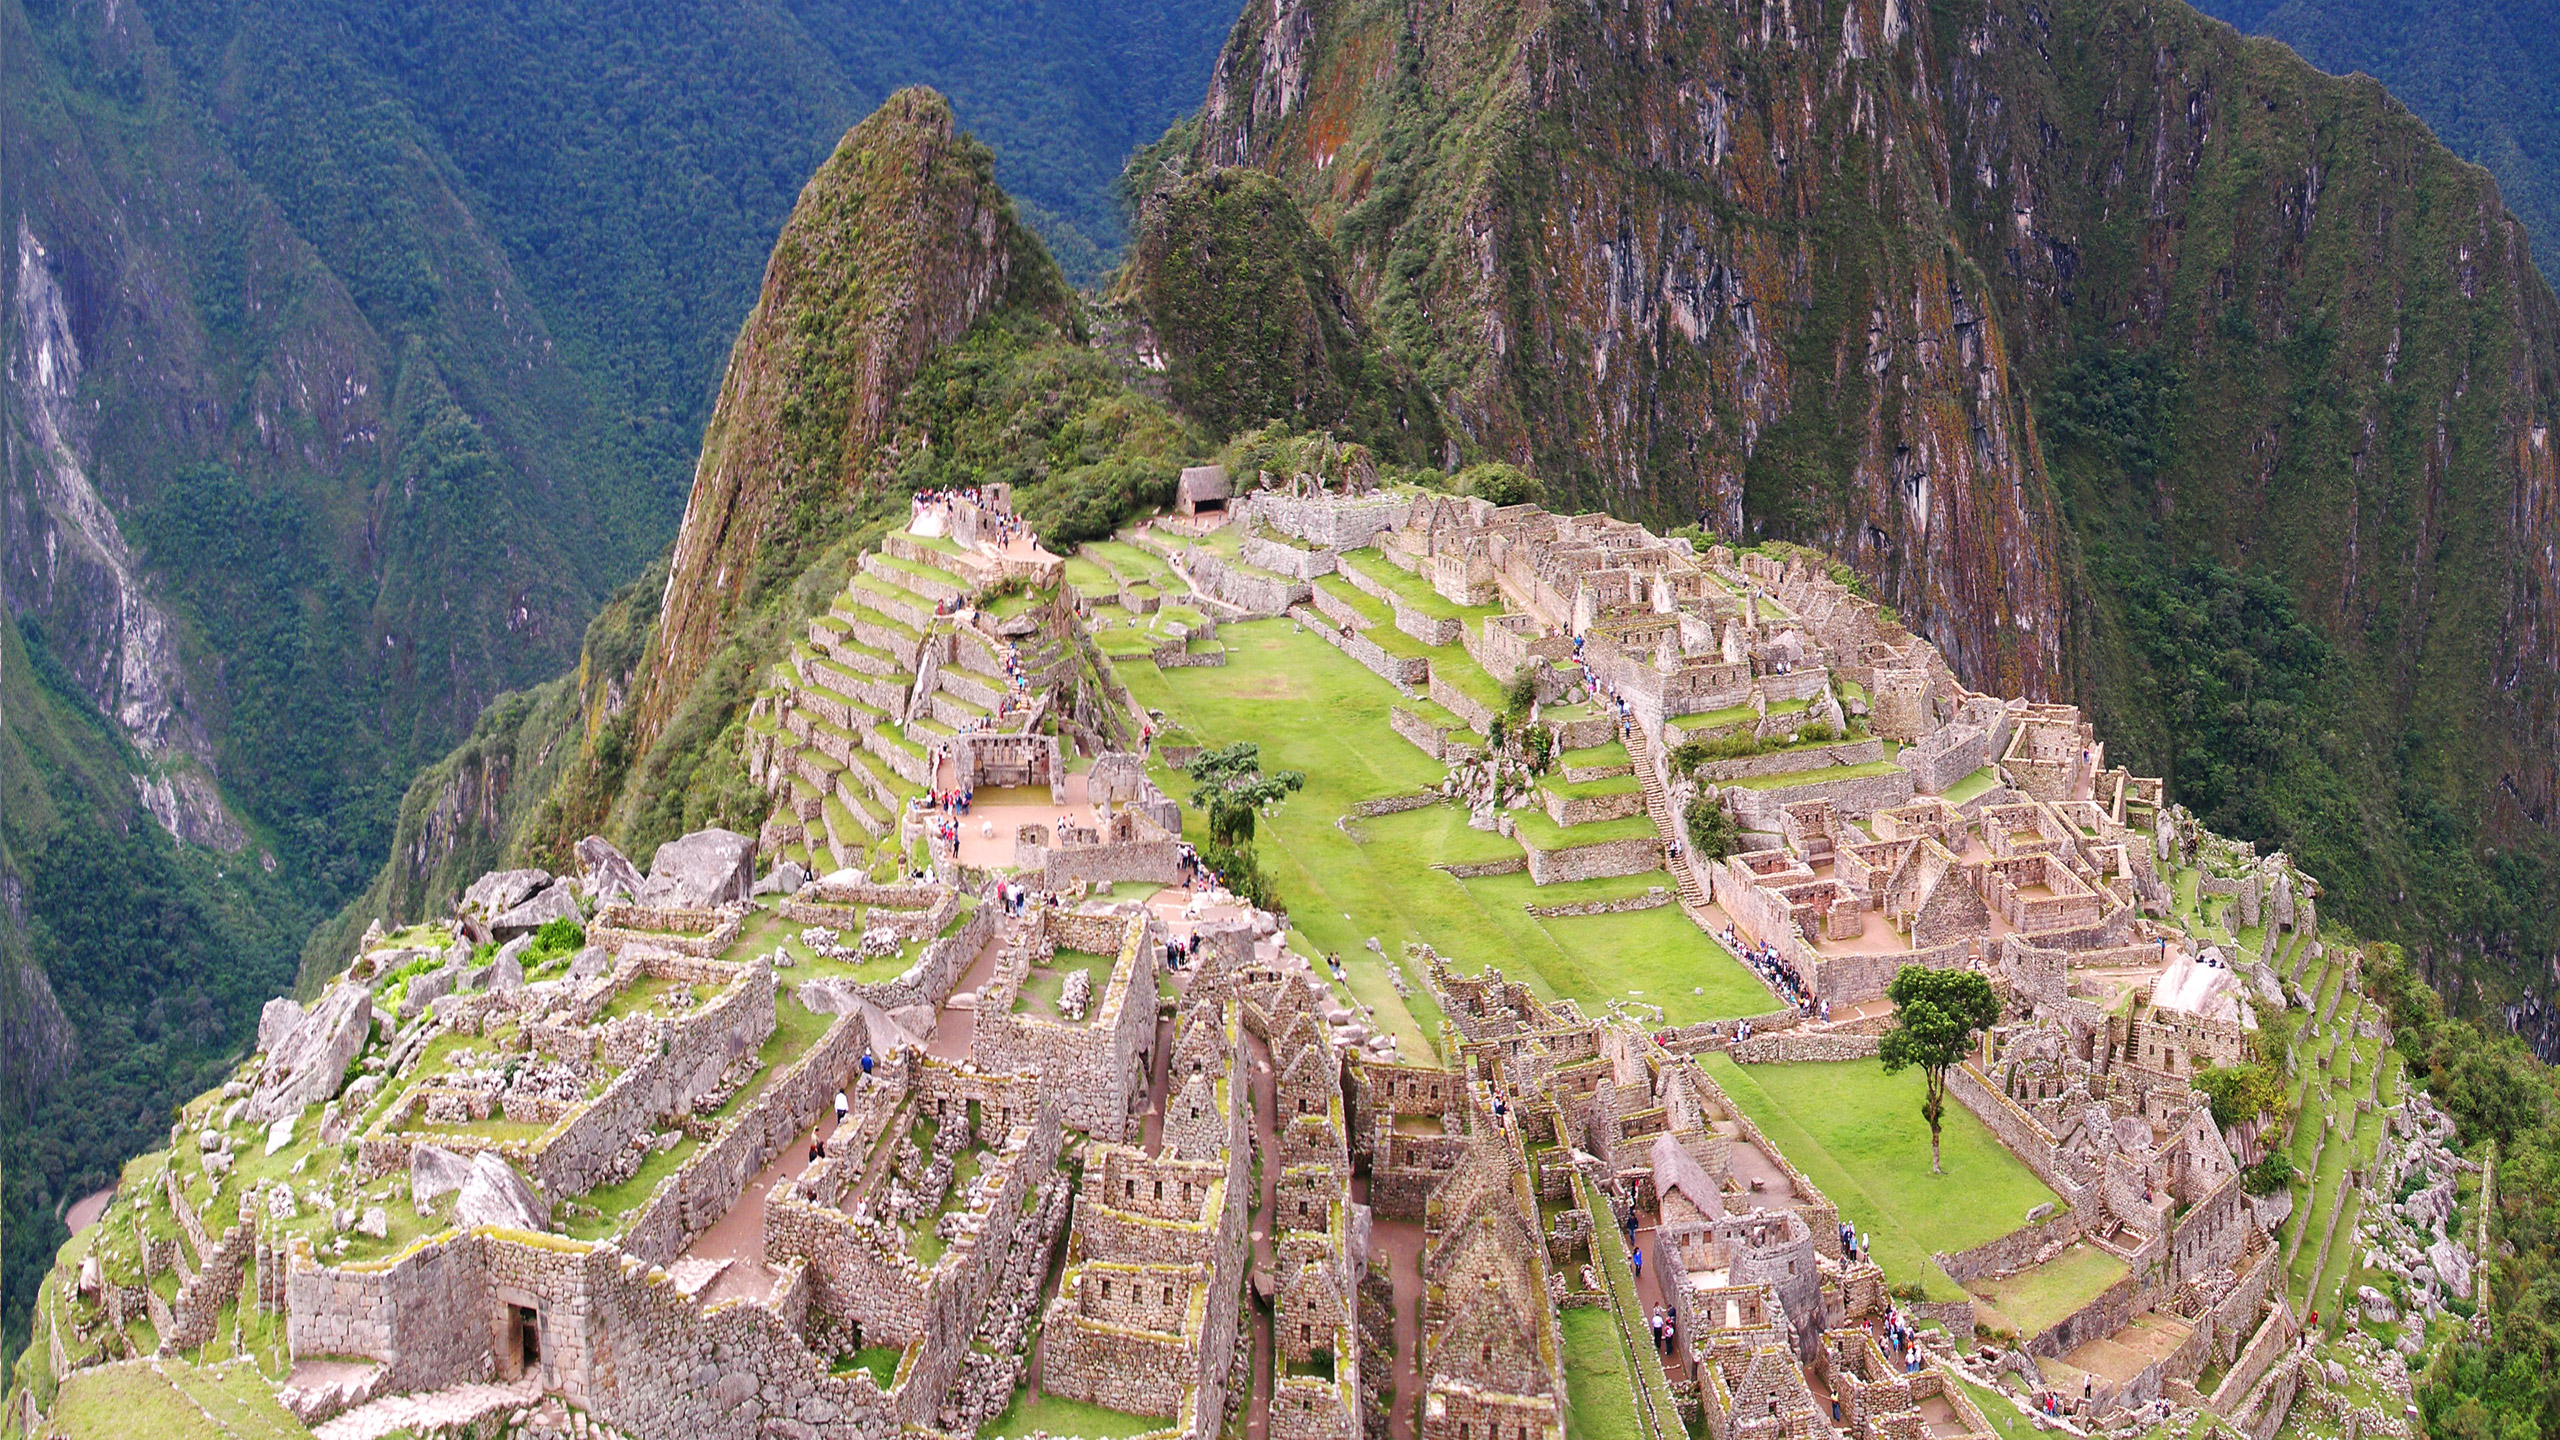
[2243,1152,2296,1196]
[1685,796,1741,861]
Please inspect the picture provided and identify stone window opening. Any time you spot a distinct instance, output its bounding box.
[1155,1179,1165,1200]
[1101,1278,1112,1300]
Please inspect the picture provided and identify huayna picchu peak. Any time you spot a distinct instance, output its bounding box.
[9,1,2560,1438]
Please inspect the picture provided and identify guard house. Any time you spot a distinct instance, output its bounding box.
[1176,465,1232,517]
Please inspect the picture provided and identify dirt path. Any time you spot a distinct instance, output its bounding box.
[64,1187,114,1235]
[681,1111,847,1306]
[1242,1031,1280,1440]
[1370,1211,1426,1440]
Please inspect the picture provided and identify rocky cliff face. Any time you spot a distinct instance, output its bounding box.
[1180,0,2074,699]
[635,89,1075,746]
[1163,0,2560,967]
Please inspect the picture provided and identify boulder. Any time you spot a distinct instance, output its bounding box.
[2427,1236,2472,1299]
[258,997,307,1055]
[575,835,645,906]
[410,1145,477,1211]
[485,940,528,993]
[492,880,581,940]
[248,982,374,1123]
[753,860,810,897]
[462,869,552,921]
[564,946,611,985]
[356,1207,389,1240]
[638,829,756,908]
[455,1152,550,1231]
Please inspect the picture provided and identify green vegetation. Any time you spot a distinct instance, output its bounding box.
[1685,795,1743,861]
[1705,1055,2060,1301]
[2195,0,2560,253]
[1559,1307,1646,1440]
[1879,967,2007,1174]
[1138,621,1771,1048]
[1118,171,1443,459]
[983,1390,1166,1440]
[47,1357,309,1440]
[1965,1244,2129,1339]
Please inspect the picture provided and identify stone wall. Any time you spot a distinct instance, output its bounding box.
[1729,1031,1880,1063]
[1689,739,1884,784]
[1520,833,1660,885]
[1539,784,1644,829]
[1427,673,1496,733]
[1390,706,1465,760]
[1722,766,1915,829]
[800,898,1000,1016]
[1187,554,1309,615]
[1237,491,1413,551]
[621,1008,876,1266]
[1240,534,1340,581]
[1945,1062,2093,1210]
[1934,1208,2092,1286]
[535,961,777,1198]
[1522,889,1671,918]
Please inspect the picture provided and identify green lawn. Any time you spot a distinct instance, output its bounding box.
[1560,1307,1646,1440]
[1703,1055,2060,1301]
[983,1391,1168,1440]
[1336,548,1505,624]
[51,1358,311,1439]
[1142,622,1770,1047]
[1942,767,2002,805]
[1965,1242,2127,1338]
[1510,806,1660,849]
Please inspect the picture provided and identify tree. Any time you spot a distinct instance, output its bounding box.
[1877,966,2004,1174]
[2194,1062,2286,1130]
[1459,462,1544,508]
[1185,741,1305,847]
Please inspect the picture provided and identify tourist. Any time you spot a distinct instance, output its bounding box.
[1631,1246,1643,1282]
[860,1052,874,1078]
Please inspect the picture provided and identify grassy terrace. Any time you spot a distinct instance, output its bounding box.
[1724,759,1905,791]
[1015,949,1116,1021]
[1062,555,1120,597]
[1084,539,1173,585]
[1537,773,1641,801]
[1943,766,2003,805]
[1558,740,1630,771]
[985,1392,1166,1440]
[1136,621,1770,1041]
[1509,807,1659,850]
[1704,1055,2060,1301]
[1561,1305,1646,1440]
[1965,1242,2127,1338]
[1312,571,1393,626]
[1336,548,1505,624]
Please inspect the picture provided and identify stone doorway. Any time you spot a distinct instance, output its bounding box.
[512,1305,541,1376]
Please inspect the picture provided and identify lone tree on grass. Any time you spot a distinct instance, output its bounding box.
[1185,742,1305,846]
[1878,965,2003,1174]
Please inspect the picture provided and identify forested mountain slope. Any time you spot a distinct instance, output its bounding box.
[2193,0,2560,258]
[1141,0,2560,1006]
[0,0,1231,1364]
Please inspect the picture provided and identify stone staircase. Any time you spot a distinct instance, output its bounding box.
[1625,726,1710,910]
[311,1376,542,1440]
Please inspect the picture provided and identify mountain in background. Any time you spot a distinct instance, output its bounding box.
[1118,0,2560,1010]
[2192,0,2560,257]
[0,0,1232,1363]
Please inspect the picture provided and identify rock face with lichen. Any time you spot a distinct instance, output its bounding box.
[633,88,1078,749]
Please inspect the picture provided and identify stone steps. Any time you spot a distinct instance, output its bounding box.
[311,1376,543,1440]
[1626,727,1710,910]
